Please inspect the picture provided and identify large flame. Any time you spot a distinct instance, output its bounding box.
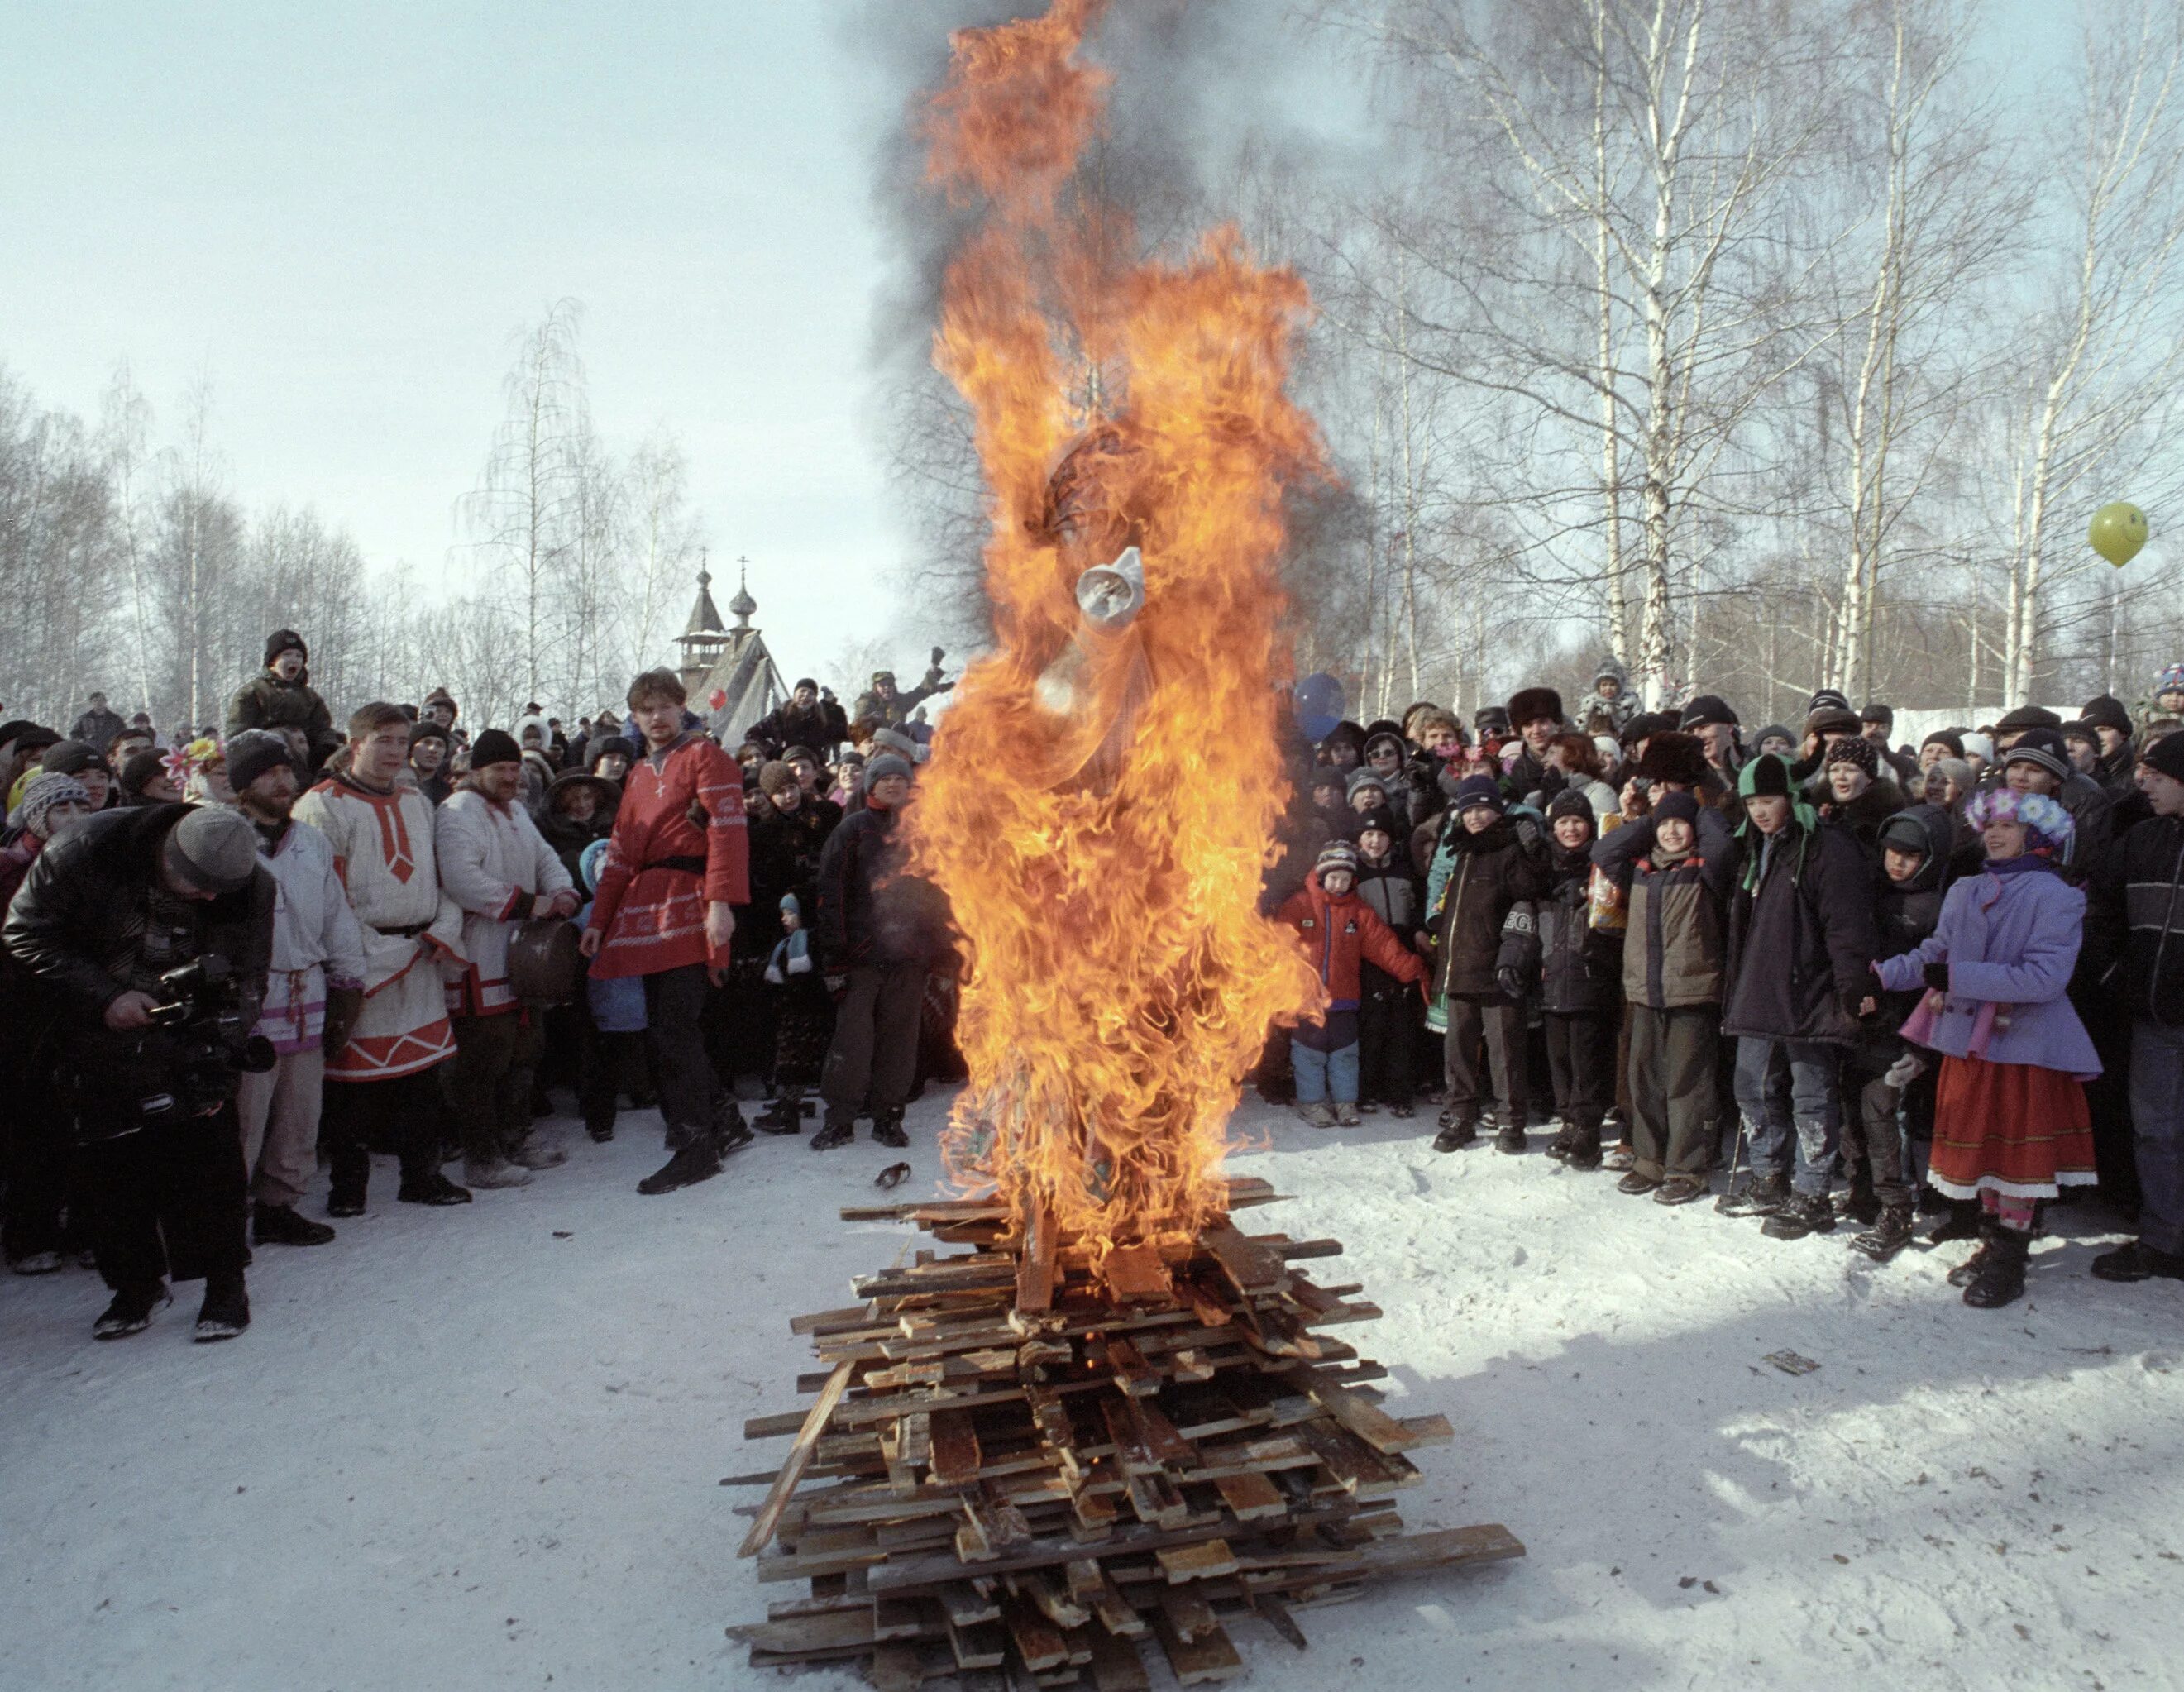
[906,0,1326,1264]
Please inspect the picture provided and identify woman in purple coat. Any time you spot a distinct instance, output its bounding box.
[1873,788,2100,1308]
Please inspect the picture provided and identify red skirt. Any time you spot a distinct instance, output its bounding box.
[1929,1054,2096,1202]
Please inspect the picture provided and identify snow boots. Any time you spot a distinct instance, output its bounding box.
[1431,1115,1478,1153]
[1849,1203,1915,1261]
[397,1169,473,1207]
[1961,1225,2029,1308]
[1925,1200,1981,1245]
[252,1204,336,1247]
[509,1135,567,1171]
[1716,1171,1790,1218]
[1493,1118,1526,1155]
[638,1124,724,1195]
[714,1094,755,1155]
[1832,1177,1880,1227]
[2091,1239,2184,1283]
[755,1090,807,1135]
[1761,1189,1837,1240]
[93,1281,166,1341]
[463,1156,533,1189]
[811,1108,856,1152]
[194,1270,251,1343]
[872,1108,909,1150]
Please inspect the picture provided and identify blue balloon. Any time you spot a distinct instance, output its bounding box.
[1294,672,1345,745]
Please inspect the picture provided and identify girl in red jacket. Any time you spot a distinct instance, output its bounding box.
[1278,842,1428,1128]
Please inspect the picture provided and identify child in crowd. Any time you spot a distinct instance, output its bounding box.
[1279,842,1427,1128]
[1508,789,1623,1171]
[1352,807,1427,1117]
[1874,788,2099,1308]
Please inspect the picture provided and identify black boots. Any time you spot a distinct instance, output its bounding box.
[1493,1119,1526,1155]
[1717,1171,1790,1217]
[1925,1200,1981,1245]
[872,1108,909,1149]
[397,1169,474,1207]
[253,1204,336,1247]
[638,1125,724,1195]
[811,1108,856,1152]
[754,1091,806,1135]
[1832,1178,1880,1227]
[2091,1239,2184,1282]
[1849,1203,1915,1261]
[714,1095,754,1155]
[1962,1225,2029,1308]
[93,1281,166,1341]
[194,1270,251,1342]
[1761,1189,1837,1240]
[1431,1116,1477,1153]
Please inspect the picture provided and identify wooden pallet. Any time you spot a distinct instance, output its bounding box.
[727,1176,1522,1687]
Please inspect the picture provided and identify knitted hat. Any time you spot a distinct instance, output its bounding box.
[1508,687,1564,729]
[2081,694,2134,736]
[1806,687,1852,715]
[1739,752,1794,799]
[1345,768,1388,802]
[794,677,818,693]
[1877,812,1933,860]
[1594,656,1627,686]
[1823,734,1880,775]
[586,734,638,769]
[164,803,261,892]
[224,729,294,795]
[867,753,914,785]
[117,748,167,800]
[1451,774,1506,815]
[469,729,522,769]
[1315,840,1360,877]
[1354,805,1398,840]
[781,743,821,769]
[8,772,91,838]
[1933,757,1973,796]
[872,726,919,762]
[1546,786,1595,825]
[2142,731,2184,785]
[1754,724,1795,750]
[1651,789,1700,825]
[264,629,308,667]
[1964,786,2073,850]
[1919,729,1964,758]
[757,760,799,798]
[1620,710,1674,748]
[1995,705,2064,734]
[2154,662,2184,698]
[2000,726,2070,782]
[1680,694,1738,730]
[2062,719,2100,748]
[1960,731,1995,764]
[409,719,451,750]
[1859,702,1894,728]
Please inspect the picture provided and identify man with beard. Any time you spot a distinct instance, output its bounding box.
[295,704,472,1215]
[225,732,366,1247]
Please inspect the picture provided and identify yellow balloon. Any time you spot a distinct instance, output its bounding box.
[2090,500,2148,566]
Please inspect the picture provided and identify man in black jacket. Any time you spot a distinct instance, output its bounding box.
[2088,734,2184,1283]
[812,755,944,1151]
[1717,754,1877,1239]
[749,679,852,760]
[2,804,275,1341]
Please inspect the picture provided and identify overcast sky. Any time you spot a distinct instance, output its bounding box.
[1,2,2072,690]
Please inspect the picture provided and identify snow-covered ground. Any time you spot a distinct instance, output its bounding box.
[4,1088,2181,1692]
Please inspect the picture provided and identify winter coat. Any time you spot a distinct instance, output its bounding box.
[2057,769,2114,872]
[2093,813,2184,1025]
[1593,812,1733,1011]
[585,732,750,980]
[226,668,342,767]
[1862,804,1951,1049]
[1875,863,2100,1077]
[748,801,834,954]
[1278,868,1427,1012]
[1523,773,1619,829]
[1424,815,1551,1001]
[435,786,576,1018]
[1,803,275,1049]
[1721,815,1876,1045]
[1817,779,1904,858]
[816,800,948,969]
[1353,852,1425,997]
[2095,740,2138,802]
[853,667,949,731]
[539,806,613,891]
[251,815,368,1054]
[1516,847,1622,1016]
[0,833,43,912]
[748,697,851,758]
[69,705,126,751]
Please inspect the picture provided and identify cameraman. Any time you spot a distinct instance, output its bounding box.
[2,802,273,1342]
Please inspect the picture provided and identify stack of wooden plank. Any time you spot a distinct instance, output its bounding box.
[724,1175,1522,1688]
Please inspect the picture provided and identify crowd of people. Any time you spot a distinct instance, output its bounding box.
[0,632,958,1343]
[4,632,2181,1345]
[1267,657,2184,1312]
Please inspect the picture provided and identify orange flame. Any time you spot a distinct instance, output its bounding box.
[906,1,1326,1263]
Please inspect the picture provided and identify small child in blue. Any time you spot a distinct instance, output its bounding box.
[757,893,835,1135]
[577,839,647,1143]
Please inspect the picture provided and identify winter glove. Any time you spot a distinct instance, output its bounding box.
[1884,1049,1928,1089]
[1922,961,1950,992]
[322,986,365,1061]
[1512,816,1545,855]
[1496,965,1526,1001]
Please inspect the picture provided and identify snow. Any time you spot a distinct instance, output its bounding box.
[3,1090,2181,1692]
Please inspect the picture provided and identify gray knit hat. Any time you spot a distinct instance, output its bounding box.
[7,772,91,838]
[164,803,261,892]
[866,753,914,785]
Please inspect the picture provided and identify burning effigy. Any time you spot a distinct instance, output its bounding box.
[728,5,1520,1682]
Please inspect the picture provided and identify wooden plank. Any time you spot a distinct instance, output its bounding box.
[1128,1398,1197,1470]
[867,1642,923,1692]
[927,1409,983,1488]
[1157,1538,1238,1584]
[738,1359,856,1559]
[1001,1599,1072,1672]
[1159,1589,1218,1642]
[946,1613,1008,1670]
[1016,1198,1056,1314]
[1101,1243,1172,1302]
[1284,1367,1453,1455]
[1150,1613,1244,1685]
[1198,1224,1288,1298]
[1211,1471,1288,1522]
[1105,1336,1160,1398]
[1087,1628,1152,1692]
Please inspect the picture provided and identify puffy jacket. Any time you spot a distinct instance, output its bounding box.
[1507,847,1622,1016]
[226,668,342,767]
[1354,853,1424,946]
[1861,805,1951,1046]
[1278,869,1426,1010]
[1721,810,1876,1044]
[1593,812,1732,1010]
[1425,815,1551,1001]
[2094,813,2184,1025]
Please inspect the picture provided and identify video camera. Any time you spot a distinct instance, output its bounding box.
[135,954,276,1124]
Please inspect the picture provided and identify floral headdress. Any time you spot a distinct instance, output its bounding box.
[1964,786,2073,852]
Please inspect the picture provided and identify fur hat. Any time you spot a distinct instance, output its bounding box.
[469,729,522,769]
[586,734,638,769]
[8,772,91,838]
[164,803,261,892]
[1964,786,2073,850]
[422,686,457,716]
[1315,840,1360,877]
[2081,694,2134,737]
[1593,655,1627,686]
[1739,752,1795,799]
[264,629,308,667]
[1450,774,1506,815]
[224,729,294,796]
[1804,705,1862,740]
[2001,726,2070,782]
[1679,694,1738,731]
[1995,705,2063,734]
[1507,687,1564,729]
[757,760,799,798]
[1960,731,1995,765]
[1633,730,1708,786]
[1823,734,1880,775]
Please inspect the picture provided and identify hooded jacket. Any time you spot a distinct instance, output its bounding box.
[1864,805,1952,1046]
[1720,764,1876,1045]
[1278,867,1427,1011]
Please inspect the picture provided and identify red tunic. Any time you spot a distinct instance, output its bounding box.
[585,734,749,979]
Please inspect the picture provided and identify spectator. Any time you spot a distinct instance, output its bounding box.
[226,631,342,769]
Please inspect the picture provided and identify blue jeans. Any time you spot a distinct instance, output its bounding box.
[1733,1036,1842,1197]
[1293,1010,1362,1105]
[2129,1020,2184,1255]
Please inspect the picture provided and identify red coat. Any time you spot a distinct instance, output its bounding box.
[585,734,749,979]
[1278,870,1427,1011]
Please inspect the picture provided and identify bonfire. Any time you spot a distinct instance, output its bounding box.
[727,6,1521,1683]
